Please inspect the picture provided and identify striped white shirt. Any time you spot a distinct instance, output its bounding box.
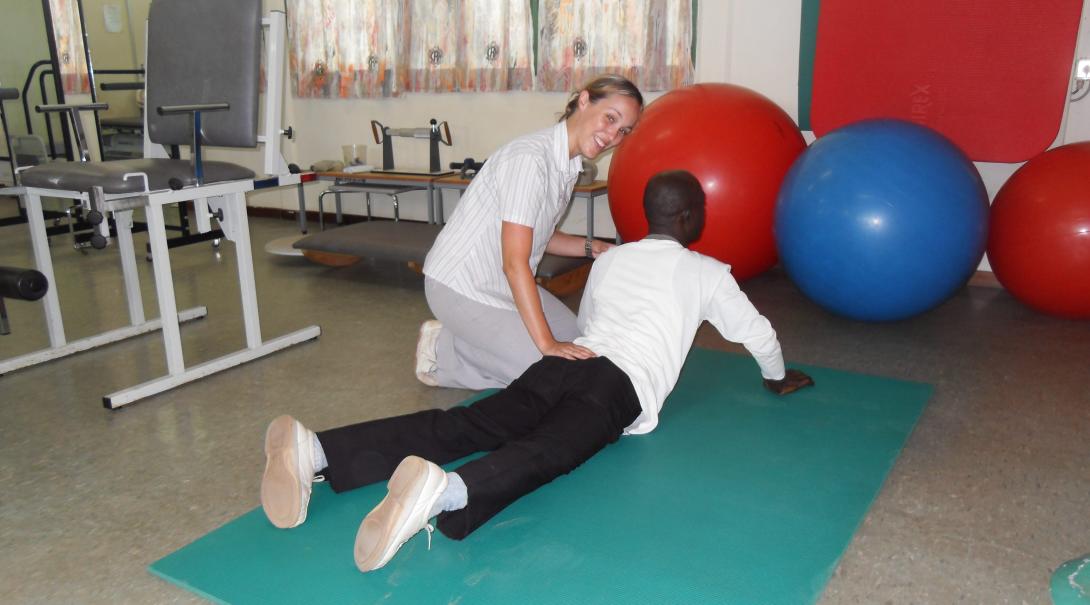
[575,238,786,435]
[424,121,582,310]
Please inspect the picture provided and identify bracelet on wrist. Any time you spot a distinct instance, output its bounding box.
[584,239,594,258]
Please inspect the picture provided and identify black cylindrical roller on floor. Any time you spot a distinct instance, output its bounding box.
[0,266,49,301]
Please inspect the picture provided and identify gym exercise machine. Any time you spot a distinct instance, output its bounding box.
[0,0,320,408]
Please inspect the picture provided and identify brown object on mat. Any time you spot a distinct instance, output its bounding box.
[302,250,361,267]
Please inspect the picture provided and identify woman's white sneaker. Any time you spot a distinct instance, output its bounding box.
[354,456,448,572]
[414,320,442,386]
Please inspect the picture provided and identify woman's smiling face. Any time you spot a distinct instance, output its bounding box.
[568,91,641,160]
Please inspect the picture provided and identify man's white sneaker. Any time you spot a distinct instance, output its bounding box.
[415,320,442,386]
[261,415,321,529]
[354,456,448,572]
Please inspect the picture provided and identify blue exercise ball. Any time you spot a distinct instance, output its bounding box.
[775,119,989,321]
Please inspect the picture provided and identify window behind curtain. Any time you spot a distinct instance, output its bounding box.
[537,0,693,92]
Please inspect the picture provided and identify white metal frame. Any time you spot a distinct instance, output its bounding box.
[0,10,320,408]
[0,185,209,377]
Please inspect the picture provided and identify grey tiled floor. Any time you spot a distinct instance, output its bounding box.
[1,208,1086,604]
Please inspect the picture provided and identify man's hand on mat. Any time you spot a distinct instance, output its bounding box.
[542,341,597,360]
[763,369,815,395]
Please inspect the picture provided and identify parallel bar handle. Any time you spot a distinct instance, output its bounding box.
[154,104,229,186]
[35,103,108,162]
[158,103,230,115]
[36,103,109,113]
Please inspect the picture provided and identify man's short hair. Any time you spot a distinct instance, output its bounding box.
[643,170,705,224]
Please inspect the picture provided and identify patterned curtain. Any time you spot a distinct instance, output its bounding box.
[287,0,529,95]
[456,0,533,92]
[48,0,91,95]
[288,0,532,97]
[400,0,459,92]
[537,0,693,93]
[288,0,405,98]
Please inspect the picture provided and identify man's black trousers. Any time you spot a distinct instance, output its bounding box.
[317,355,641,539]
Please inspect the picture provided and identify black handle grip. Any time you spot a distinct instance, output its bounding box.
[0,267,49,301]
[101,82,144,91]
[36,102,109,113]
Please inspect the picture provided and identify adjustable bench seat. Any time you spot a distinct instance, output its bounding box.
[19,158,254,194]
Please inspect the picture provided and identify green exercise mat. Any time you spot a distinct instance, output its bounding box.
[1052,554,1090,604]
[150,348,931,604]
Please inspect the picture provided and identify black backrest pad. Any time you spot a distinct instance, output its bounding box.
[145,0,261,148]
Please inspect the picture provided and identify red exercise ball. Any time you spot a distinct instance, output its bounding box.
[988,141,1090,319]
[607,83,806,280]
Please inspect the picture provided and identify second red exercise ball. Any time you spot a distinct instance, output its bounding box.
[607,83,806,280]
[987,141,1090,319]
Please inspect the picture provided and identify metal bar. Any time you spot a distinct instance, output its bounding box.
[99,82,143,91]
[225,192,262,349]
[36,104,102,162]
[143,180,254,206]
[77,0,106,165]
[0,216,28,228]
[163,228,225,250]
[192,111,203,184]
[262,11,288,176]
[21,59,51,135]
[102,325,320,408]
[112,209,145,326]
[194,197,212,233]
[585,192,595,243]
[0,90,17,180]
[39,70,64,159]
[318,190,329,230]
[157,103,229,115]
[36,102,109,112]
[23,191,65,347]
[296,181,307,233]
[93,68,145,75]
[0,307,207,377]
[144,203,185,375]
[427,181,435,224]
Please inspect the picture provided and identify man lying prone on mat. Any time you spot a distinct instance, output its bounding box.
[259,170,815,573]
